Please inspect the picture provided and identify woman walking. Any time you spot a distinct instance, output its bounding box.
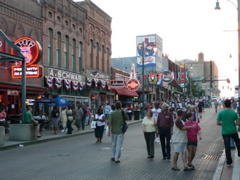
[60,106,68,132]
[142,109,158,159]
[94,108,106,143]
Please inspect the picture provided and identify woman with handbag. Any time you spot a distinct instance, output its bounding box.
[93,108,106,143]
[142,109,158,159]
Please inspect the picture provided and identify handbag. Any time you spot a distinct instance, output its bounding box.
[91,121,96,129]
[121,110,128,133]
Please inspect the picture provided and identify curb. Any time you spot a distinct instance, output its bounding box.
[213,150,225,180]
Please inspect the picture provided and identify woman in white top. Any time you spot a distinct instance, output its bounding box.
[142,110,158,159]
[151,103,161,120]
[93,108,106,143]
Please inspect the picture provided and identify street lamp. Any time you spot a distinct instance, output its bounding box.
[141,41,157,119]
[214,0,240,117]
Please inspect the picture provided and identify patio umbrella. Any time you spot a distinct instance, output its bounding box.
[123,100,133,104]
[33,97,55,103]
[52,96,71,107]
[133,98,142,102]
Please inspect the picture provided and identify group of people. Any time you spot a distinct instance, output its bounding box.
[142,102,202,171]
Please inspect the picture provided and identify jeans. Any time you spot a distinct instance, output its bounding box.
[111,134,124,161]
[158,127,171,159]
[127,113,132,120]
[75,118,81,130]
[67,120,73,134]
[81,117,85,130]
[144,132,155,156]
[222,133,240,164]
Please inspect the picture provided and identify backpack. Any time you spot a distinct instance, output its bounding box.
[52,109,59,118]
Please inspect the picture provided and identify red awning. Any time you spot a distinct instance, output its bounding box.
[115,88,139,97]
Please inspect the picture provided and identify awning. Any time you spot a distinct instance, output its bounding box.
[115,88,139,97]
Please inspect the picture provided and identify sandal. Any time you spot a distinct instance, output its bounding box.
[172,166,180,171]
[184,167,190,171]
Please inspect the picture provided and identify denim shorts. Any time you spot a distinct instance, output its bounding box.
[187,141,198,146]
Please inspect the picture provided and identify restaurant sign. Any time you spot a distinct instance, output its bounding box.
[107,80,126,89]
[12,64,43,78]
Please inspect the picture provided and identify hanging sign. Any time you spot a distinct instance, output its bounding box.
[177,64,189,87]
[127,79,139,91]
[107,80,126,89]
[162,70,174,83]
[148,74,157,84]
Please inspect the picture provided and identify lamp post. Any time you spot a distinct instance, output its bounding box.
[215,0,240,117]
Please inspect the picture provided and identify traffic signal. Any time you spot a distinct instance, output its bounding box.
[226,78,230,83]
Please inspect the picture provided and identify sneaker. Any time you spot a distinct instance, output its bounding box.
[65,129,68,132]
[227,164,232,167]
[61,129,64,133]
[167,158,171,162]
[115,160,121,163]
[172,166,180,171]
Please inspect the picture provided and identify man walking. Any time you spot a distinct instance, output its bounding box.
[214,100,219,113]
[104,103,111,120]
[157,103,173,161]
[217,99,240,166]
[108,101,128,163]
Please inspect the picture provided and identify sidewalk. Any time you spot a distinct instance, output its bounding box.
[0,120,141,150]
[213,132,240,180]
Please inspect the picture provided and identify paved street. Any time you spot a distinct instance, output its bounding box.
[0,107,225,180]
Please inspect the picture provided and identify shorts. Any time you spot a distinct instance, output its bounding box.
[187,141,198,146]
[173,143,187,153]
[85,117,90,121]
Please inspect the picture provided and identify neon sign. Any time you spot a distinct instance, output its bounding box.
[11,37,42,65]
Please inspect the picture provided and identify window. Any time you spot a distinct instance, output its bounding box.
[65,20,68,26]
[64,35,69,68]
[72,38,76,71]
[56,32,61,67]
[96,43,99,70]
[106,48,110,73]
[72,24,75,30]
[57,16,61,22]
[79,42,83,72]
[102,45,104,72]
[48,11,52,18]
[48,28,53,65]
[79,28,82,33]
[90,40,93,68]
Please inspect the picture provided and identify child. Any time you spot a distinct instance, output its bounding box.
[185,112,202,170]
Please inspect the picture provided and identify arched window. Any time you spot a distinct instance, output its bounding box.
[64,35,69,68]
[96,43,99,70]
[72,38,76,71]
[90,40,93,68]
[102,45,104,72]
[48,28,53,65]
[79,41,83,72]
[106,48,110,73]
[56,32,61,67]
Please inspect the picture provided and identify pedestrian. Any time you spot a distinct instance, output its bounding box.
[85,105,91,126]
[25,107,41,138]
[171,110,196,171]
[197,100,203,118]
[151,103,161,120]
[214,100,219,113]
[142,109,158,159]
[81,105,87,130]
[108,101,128,163]
[104,103,111,120]
[185,112,202,170]
[157,103,173,161]
[60,106,68,133]
[0,106,7,132]
[188,105,199,122]
[127,104,133,120]
[66,106,74,134]
[216,99,240,166]
[75,105,83,131]
[93,108,106,143]
[51,106,60,134]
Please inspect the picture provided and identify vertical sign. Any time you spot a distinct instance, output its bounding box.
[136,35,156,67]
[0,37,5,66]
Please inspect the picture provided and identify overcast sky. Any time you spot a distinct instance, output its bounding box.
[76,0,238,97]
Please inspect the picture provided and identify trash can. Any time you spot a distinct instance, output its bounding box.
[134,111,140,120]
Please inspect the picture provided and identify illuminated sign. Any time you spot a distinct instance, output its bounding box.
[11,37,42,65]
[148,74,157,84]
[127,79,139,91]
[107,80,126,89]
[12,64,43,78]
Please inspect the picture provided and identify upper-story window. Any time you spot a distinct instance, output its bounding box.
[48,28,53,65]
[96,43,99,70]
[90,40,93,68]
[79,28,82,34]
[57,16,61,22]
[64,35,69,69]
[48,11,52,18]
[102,45,104,72]
[72,24,76,30]
[56,31,61,67]
[79,42,83,72]
[65,20,68,26]
[72,38,76,71]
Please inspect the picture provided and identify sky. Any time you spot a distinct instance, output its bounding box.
[77,0,238,97]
